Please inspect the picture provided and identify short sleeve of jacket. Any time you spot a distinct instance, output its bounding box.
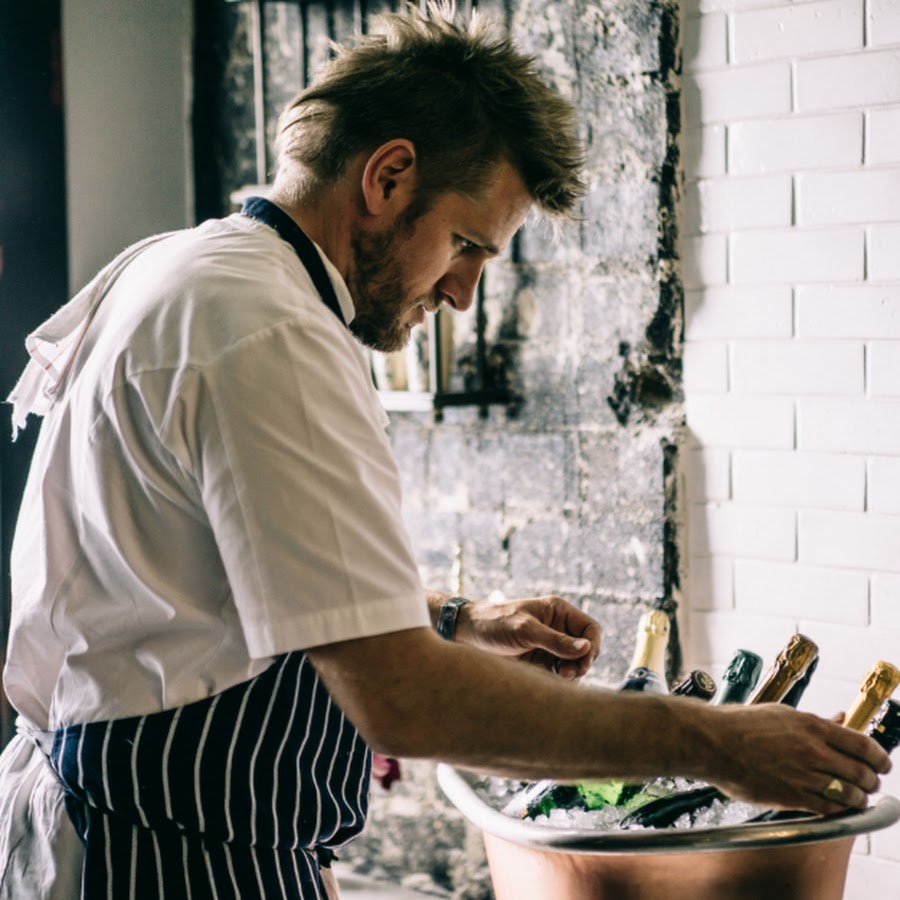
[187,314,428,658]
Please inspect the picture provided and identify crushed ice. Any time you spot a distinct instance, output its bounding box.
[475,776,766,831]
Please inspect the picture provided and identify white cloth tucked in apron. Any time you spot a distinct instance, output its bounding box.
[0,729,82,899]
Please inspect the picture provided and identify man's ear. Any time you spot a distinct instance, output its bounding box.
[361,140,417,216]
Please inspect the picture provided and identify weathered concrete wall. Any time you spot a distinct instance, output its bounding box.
[196,0,682,894]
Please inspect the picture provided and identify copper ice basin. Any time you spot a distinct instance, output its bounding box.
[436,764,900,900]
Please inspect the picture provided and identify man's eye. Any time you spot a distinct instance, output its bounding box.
[457,237,478,253]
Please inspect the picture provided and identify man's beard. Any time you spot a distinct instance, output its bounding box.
[347,226,413,354]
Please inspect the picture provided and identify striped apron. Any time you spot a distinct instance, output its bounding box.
[36,651,370,899]
[25,198,373,898]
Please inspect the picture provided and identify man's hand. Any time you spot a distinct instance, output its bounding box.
[452,595,601,680]
[699,702,892,816]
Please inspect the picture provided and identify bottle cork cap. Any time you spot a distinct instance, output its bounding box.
[860,660,900,696]
[844,661,900,732]
[640,610,670,638]
[780,633,818,676]
[750,634,819,705]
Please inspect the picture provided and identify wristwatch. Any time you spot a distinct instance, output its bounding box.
[436,596,470,641]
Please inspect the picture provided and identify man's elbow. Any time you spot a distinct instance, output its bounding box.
[349,698,441,760]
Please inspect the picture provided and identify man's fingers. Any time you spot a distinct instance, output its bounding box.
[827,726,892,774]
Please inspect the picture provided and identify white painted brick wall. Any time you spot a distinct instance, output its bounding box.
[799,397,900,454]
[870,0,900,47]
[682,233,728,287]
[682,124,726,177]
[685,447,732,502]
[728,112,863,175]
[799,509,900,572]
[796,285,900,338]
[796,50,900,111]
[869,224,900,280]
[685,63,791,122]
[869,342,900,397]
[872,574,900,628]
[731,0,863,64]
[687,553,734,610]
[684,286,792,339]
[731,228,865,283]
[731,449,864,509]
[734,559,868,624]
[688,502,797,558]
[797,169,900,225]
[683,340,729,392]
[869,458,900,514]
[730,340,863,394]
[686,394,795,447]
[681,1,900,889]
[688,174,792,233]
[868,106,900,165]
[683,13,728,69]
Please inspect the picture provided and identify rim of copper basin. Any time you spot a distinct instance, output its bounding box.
[436,764,900,856]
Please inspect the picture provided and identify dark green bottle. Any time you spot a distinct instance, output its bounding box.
[868,698,900,752]
[714,649,763,705]
[501,777,656,819]
[780,656,818,709]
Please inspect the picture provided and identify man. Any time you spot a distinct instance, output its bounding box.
[0,7,889,899]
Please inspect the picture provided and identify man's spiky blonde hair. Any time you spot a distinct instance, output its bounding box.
[275,2,585,217]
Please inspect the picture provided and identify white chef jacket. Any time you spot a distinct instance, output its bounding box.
[5,212,428,731]
[0,211,429,898]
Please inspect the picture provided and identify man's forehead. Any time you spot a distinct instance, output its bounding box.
[457,165,533,251]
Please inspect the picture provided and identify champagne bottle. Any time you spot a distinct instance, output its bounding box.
[672,670,717,702]
[714,649,763,705]
[781,656,819,709]
[867,698,900,753]
[750,633,819,703]
[618,609,671,694]
[748,663,900,824]
[502,610,671,819]
[619,634,820,830]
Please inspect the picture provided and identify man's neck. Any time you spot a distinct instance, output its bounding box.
[265,181,355,281]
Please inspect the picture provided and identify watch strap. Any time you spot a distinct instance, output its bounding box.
[436,596,470,641]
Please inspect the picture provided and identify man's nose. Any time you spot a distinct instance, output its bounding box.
[436,259,484,312]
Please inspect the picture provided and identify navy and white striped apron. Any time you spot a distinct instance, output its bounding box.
[42,652,370,899]
[34,199,372,898]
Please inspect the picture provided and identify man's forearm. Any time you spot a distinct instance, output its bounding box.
[306,625,889,815]
[309,625,714,782]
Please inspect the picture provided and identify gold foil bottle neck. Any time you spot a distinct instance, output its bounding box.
[751,634,819,704]
[844,661,900,732]
[640,610,670,639]
[630,610,670,674]
[780,633,818,675]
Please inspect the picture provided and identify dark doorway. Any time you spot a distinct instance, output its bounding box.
[0,0,69,746]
